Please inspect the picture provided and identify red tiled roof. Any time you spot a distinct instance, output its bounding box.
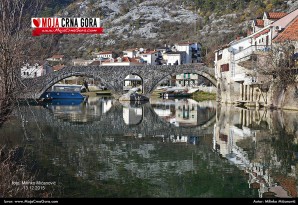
[140,50,158,54]
[274,17,298,42]
[267,12,287,19]
[99,51,113,54]
[255,19,264,27]
[51,54,64,59]
[89,61,101,65]
[253,28,270,39]
[122,57,130,62]
[130,57,142,63]
[52,64,64,71]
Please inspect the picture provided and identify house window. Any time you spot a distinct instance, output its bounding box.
[23,72,26,75]
[143,55,147,57]
[217,53,222,60]
[26,72,29,75]
[34,72,37,77]
[239,46,243,51]
[220,64,229,72]
[219,134,228,142]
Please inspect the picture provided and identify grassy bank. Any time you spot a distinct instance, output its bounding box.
[192,91,216,101]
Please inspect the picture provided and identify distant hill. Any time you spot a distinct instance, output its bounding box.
[41,0,298,66]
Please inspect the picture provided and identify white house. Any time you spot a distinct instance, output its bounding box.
[47,54,64,62]
[137,50,160,65]
[92,51,115,60]
[123,48,138,58]
[21,63,45,78]
[72,58,94,66]
[174,42,202,63]
[214,9,298,105]
[166,51,186,65]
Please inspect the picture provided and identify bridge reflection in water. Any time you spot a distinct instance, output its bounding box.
[41,96,216,144]
[1,96,297,198]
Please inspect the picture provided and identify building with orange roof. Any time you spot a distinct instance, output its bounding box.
[47,54,65,61]
[273,17,298,43]
[263,12,288,27]
[138,50,160,65]
[92,51,116,60]
[52,64,65,71]
[214,8,298,107]
[251,19,264,33]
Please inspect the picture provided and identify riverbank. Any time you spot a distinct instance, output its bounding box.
[192,91,216,102]
[82,90,111,97]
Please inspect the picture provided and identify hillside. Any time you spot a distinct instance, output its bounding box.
[42,0,298,66]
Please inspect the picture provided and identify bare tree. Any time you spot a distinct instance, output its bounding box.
[0,0,58,126]
[239,42,297,107]
[256,42,297,88]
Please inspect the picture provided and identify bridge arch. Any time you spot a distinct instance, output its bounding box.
[148,68,217,94]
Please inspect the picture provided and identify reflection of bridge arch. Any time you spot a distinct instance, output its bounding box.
[21,64,216,99]
[26,101,215,137]
[150,99,217,128]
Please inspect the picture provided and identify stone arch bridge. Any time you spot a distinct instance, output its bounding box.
[21,63,216,99]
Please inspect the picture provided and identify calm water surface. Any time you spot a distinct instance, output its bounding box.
[1,96,298,198]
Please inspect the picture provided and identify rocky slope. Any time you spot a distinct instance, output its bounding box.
[49,0,298,65]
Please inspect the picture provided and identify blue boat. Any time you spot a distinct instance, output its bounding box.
[40,84,85,101]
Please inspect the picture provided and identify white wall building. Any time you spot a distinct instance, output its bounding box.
[137,50,160,65]
[174,42,202,63]
[214,9,298,105]
[123,48,138,58]
[92,51,115,60]
[72,59,94,66]
[166,51,186,65]
[21,63,45,78]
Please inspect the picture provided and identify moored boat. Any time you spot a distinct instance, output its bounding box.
[39,84,85,101]
[159,87,192,98]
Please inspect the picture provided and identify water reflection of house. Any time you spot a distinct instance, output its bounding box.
[151,98,216,128]
[123,106,143,125]
[142,134,199,145]
[175,99,198,127]
[169,135,199,145]
[214,105,298,198]
[47,97,113,123]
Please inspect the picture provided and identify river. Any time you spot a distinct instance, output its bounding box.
[0,96,297,198]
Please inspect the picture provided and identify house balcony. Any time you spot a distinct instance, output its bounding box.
[232,73,257,84]
[232,73,246,82]
[233,45,271,68]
